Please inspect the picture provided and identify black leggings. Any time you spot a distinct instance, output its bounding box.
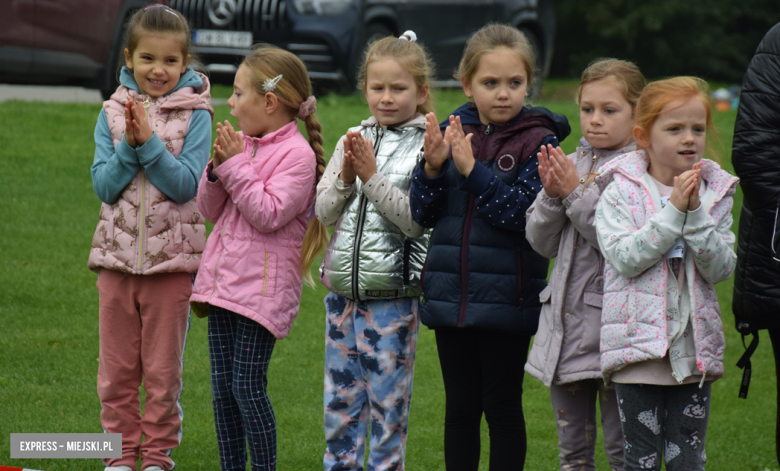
[769,328,780,467]
[435,329,532,471]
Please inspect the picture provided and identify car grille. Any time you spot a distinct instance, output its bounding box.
[171,0,287,30]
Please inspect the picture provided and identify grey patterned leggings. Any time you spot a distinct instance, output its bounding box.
[614,382,711,471]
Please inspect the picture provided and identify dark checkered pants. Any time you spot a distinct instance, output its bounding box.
[209,306,277,471]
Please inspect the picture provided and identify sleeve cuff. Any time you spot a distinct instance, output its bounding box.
[116,137,138,163]
[213,150,249,180]
[414,158,450,188]
[361,171,386,198]
[459,160,492,195]
[540,191,565,210]
[208,162,218,182]
[684,202,708,228]
[658,202,686,236]
[136,133,166,166]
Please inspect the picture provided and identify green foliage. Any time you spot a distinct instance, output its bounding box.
[0,94,778,470]
[551,0,779,82]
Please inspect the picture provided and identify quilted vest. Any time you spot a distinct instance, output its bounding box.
[88,74,213,275]
[320,122,429,301]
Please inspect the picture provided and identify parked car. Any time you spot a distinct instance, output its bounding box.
[0,0,167,99]
[173,0,556,91]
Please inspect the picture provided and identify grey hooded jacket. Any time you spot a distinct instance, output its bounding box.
[316,115,429,301]
[524,140,635,386]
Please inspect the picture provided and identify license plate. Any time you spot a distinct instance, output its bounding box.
[193,30,252,48]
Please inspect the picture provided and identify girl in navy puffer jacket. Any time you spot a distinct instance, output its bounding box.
[409,24,569,470]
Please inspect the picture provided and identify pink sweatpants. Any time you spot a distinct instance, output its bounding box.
[96,268,192,471]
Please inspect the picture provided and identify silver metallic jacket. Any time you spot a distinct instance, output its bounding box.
[319,122,429,301]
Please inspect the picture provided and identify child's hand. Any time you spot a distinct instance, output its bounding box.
[339,133,357,184]
[348,131,377,184]
[449,115,475,177]
[549,147,580,199]
[670,169,698,213]
[215,121,244,161]
[537,144,559,198]
[212,142,224,169]
[130,100,153,146]
[124,98,137,148]
[687,162,702,211]
[423,112,451,178]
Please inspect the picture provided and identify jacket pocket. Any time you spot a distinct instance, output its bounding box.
[578,291,603,354]
[532,285,553,347]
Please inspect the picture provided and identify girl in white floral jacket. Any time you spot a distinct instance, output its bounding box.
[594,77,737,471]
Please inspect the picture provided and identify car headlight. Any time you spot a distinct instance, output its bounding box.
[291,0,352,15]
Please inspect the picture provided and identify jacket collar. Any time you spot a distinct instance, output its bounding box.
[241,119,300,146]
[360,113,427,131]
[577,138,637,159]
[595,149,739,201]
[441,102,571,142]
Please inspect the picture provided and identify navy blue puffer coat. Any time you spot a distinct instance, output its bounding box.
[410,103,570,335]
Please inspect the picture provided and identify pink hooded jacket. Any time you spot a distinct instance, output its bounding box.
[190,120,317,339]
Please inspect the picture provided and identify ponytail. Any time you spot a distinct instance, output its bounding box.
[299,112,329,287]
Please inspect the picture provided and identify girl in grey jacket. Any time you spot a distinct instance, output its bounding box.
[525,59,645,471]
[315,32,431,471]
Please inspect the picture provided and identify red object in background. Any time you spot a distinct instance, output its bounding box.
[0,466,46,471]
[0,0,169,98]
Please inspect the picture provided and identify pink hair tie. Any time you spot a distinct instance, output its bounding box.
[297,95,317,119]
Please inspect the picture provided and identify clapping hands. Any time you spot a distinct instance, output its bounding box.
[123,98,153,148]
[340,130,377,184]
[212,121,244,168]
[669,162,702,212]
[537,144,579,199]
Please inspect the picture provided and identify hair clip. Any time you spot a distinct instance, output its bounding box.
[262,74,283,93]
[399,30,417,42]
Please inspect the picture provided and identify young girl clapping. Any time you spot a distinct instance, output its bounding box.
[190,45,328,471]
[594,77,738,470]
[410,24,570,470]
[525,58,645,471]
[316,31,431,471]
[89,6,212,471]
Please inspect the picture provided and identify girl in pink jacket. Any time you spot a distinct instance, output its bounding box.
[189,45,327,471]
[594,77,738,470]
[89,6,213,471]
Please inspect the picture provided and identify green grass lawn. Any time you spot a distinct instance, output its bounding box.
[0,87,777,470]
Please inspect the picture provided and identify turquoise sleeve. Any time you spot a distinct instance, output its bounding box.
[91,109,141,204]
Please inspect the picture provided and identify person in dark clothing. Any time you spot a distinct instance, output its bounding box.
[732,21,780,465]
[410,24,570,470]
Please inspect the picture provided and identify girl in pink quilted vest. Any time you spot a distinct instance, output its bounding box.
[88,6,213,471]
[189,45,328,471]
[594,77,738,470]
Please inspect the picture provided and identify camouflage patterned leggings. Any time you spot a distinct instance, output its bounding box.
[322,292,419,471]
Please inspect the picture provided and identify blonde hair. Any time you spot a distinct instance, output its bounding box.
[357,34,435,115]
[577,58,646,110]
[456,24,535,89]
[241,45,329,286]
[124,5,197,65]
[634,76,721,163]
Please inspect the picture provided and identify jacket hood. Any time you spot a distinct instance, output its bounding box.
[360,113,427,130]
[442,102,571,142]
[110,67,213,119]
[594,149,739,199]
[119,66,203,94]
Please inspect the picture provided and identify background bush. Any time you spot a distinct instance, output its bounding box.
[550,0,779,82]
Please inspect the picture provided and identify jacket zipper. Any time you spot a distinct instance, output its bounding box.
[458,124,492,327]
[136,97,151,272]
[351,125,384,301]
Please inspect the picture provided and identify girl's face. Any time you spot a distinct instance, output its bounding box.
[462,47,528,126]
[125,32,189,97]
[227,65,269,137]
[579,78,635,150]
[365,59,428,127]
[639,96,707,179]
